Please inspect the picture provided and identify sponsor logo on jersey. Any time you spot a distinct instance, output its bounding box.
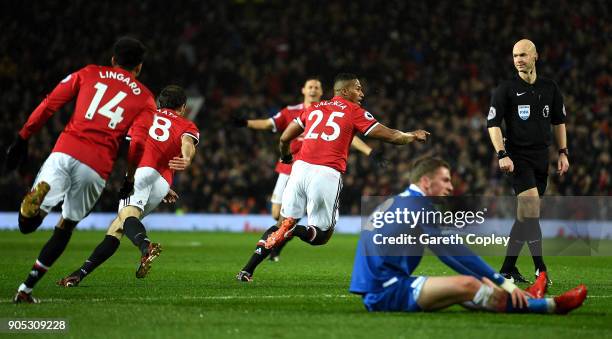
[542,105,550,118]
[487,107,496,120]
[517,105,530,120]
[516,92,526,96]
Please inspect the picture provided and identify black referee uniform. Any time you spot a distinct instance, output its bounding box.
[487,73,566,280]
[487,73,566,195]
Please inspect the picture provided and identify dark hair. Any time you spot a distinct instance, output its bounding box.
[158,85,187,109]
[409,157,450,183]
[113,37,146,70]
[304,76,321,84]
[333,73,358,85]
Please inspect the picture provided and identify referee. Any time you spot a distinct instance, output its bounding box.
[487,39,569,284]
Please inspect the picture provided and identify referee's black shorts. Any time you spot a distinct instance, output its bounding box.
[507,147,549,196]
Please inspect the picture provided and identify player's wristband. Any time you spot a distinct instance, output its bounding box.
[500,279,518,294]
[558,148,569,156]
[280,154,293,164]
[497,150,509,160]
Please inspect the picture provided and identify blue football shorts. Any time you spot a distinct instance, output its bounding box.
[362,276,427,312]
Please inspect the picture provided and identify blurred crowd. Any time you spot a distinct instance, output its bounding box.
[0,0,609,215]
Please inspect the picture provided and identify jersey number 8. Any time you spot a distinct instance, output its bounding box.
[149,115,172,142]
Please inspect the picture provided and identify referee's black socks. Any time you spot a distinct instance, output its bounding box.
[524,217,547,273]
[500,218,547,274]
[500,219,525,273]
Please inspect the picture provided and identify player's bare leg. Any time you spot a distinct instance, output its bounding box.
[271,203,281,221]
[58,217,124,287]
[417,275,585,314]
[417,276,491,311]
[18,181,50,234]
[15,217,78,303]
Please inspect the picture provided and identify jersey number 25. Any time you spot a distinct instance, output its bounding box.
[304,110,344,141]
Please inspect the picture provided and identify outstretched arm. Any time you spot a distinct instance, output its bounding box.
[350,136,372,155]
[168,135,197,171]
[247,118,274,130]
[366,123,429,145]
[232,114,274,131]
[427,235,520,296]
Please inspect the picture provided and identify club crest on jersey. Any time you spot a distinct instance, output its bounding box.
[542,105,550,118]
[517,105,530,120]
[487,107,496,120]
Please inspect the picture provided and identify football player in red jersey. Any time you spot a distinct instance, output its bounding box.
[233,78,384,262]
[236,73,429,281]
[8,37,158,303]
[57,85,199,287]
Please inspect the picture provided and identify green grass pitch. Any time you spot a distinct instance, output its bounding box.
[1,230,611,338]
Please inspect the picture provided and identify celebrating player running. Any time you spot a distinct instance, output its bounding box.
[237,73,429,281]
[57,85,199,286]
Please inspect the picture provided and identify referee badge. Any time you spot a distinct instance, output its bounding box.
[517,105,530,120]
[487,107,496,120]
[543,105,550,118]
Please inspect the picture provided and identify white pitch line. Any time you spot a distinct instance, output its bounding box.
[5,294,612,303]
[3,294,353,304]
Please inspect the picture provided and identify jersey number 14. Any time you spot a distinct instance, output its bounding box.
[85,82,127,129]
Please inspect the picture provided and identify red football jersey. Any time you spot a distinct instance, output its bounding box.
[128,108,199,185]
[19,65,157,179]
[295,96,379,173]
[271,103,306,175]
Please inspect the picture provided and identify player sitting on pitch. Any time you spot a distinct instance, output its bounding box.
[350,157,587,314]
[57,85,199,286]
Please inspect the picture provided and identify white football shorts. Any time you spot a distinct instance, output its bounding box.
[270,173,290,204]
[280,160,343,231]
[33,152,106,221]
[118,167,170,218]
